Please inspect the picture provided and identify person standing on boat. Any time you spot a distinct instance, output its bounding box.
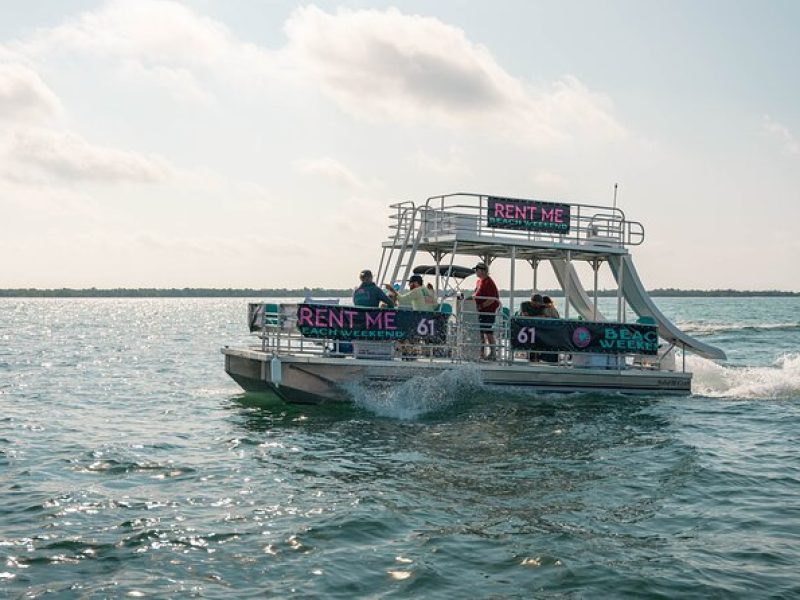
[470,262,500,361]
[384,275,436,310]
[353,269,394,308]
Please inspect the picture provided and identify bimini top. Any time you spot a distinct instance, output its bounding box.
[413,265,475,279]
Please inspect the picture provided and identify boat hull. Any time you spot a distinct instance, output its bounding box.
[222,347,692,404]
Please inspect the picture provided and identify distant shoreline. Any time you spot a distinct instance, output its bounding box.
[1,288,798,298]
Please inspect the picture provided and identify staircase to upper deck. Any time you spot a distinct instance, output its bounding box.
[377,202,426,287]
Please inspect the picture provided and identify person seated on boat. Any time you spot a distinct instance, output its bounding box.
[539,295,560,363]
[384,275,436,311]
[519,293,546,362]
[542,296,560,318]
[469,262,500,361]
[520,293,546,317]
[353,269,394,308]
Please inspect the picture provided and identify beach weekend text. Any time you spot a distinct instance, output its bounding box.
[296,304,446,342]
[487,197,571,233]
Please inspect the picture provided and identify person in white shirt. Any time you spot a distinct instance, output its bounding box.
[384,275,436,310]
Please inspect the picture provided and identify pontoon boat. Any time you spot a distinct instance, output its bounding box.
[222,193,725,403]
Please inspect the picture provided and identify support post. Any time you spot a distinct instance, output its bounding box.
[616,256,624,323]
[509,246,516,316]
[564,250,571,319]
[592,259,600,320]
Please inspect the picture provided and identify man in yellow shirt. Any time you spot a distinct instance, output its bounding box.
[385,275,436,310]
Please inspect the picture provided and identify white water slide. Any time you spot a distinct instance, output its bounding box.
[551,256,726,360]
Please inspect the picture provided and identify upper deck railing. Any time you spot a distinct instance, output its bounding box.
[386,193,645,249]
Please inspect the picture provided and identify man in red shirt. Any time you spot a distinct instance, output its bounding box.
[471,262,500,360]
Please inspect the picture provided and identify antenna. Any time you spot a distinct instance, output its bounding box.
[612,182,618,211]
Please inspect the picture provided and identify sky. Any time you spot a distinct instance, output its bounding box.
[1,0,798,291]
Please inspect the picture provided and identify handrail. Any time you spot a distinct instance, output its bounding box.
[384,193,645,248]
[249,302,672,372]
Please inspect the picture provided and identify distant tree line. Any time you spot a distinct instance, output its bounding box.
[0,287,798,298]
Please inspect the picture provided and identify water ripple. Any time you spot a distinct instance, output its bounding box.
[1,297,799,597]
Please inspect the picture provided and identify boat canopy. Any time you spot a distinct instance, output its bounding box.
[413,265,475,279]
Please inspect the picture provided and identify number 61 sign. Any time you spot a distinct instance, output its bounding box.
[516,326,536,344]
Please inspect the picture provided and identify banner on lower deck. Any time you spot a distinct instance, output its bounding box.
[295,304,448,343]
[510,318,658,355]
[487,196,571,233]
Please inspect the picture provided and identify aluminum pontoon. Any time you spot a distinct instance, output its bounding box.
[223,193,725,403]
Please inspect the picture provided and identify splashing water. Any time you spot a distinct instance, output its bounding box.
[690,353,800,399]
[345,364,485,420]
[679,321,800,335]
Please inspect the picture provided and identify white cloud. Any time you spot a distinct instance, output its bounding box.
[8,2,625,147]
[9,127,173,183]
[284,6,626,145]
[16,0,276,89]
[412,147,470,175]
[23,0,233,66]
[0,61,62,121]
[118,60,215,106]
[294,156,366,190]
[530,169,568,190]
[762,115,800,156]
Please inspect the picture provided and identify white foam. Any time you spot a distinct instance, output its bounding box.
[679,321,800,335]
[690,353,800,399]
[345,364,485,420]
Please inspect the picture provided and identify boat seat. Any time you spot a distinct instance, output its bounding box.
[263,302,280,326]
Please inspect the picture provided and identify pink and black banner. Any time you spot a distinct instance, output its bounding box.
[510,318,658,355]
[295,304,448,343]
[487,196,571,233]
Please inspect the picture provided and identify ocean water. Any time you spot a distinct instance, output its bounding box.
[1,297,799,598]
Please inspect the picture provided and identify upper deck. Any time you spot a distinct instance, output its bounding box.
[382,192,645,261]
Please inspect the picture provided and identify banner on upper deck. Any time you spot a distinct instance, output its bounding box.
[295,304,448,343]
[510,318,658,355]
[486,197,571,233]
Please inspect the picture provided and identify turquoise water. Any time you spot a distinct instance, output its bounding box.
[2,297,799,598]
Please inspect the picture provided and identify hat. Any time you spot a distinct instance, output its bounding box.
[408,274,423,285]
[359,269,373,278]
[532,293,544,303]
[474,262,488,271]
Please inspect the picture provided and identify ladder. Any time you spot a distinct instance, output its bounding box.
[378,204,425,290]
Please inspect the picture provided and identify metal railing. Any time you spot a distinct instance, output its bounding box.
[249,302,679,372]
[384,193,645,249]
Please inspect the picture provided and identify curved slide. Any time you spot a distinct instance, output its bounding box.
[549,258,607,322]
[608,255,726,360]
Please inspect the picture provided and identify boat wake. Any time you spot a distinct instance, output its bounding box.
[345,365,485,420]
[679,321,800,335]
[690,353,800,399]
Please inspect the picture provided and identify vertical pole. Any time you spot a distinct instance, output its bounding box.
[564,250,571,319]
[509,246,516,316]
[434,250,441,298]
[616,256,624,322]
[593,259,599,320]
